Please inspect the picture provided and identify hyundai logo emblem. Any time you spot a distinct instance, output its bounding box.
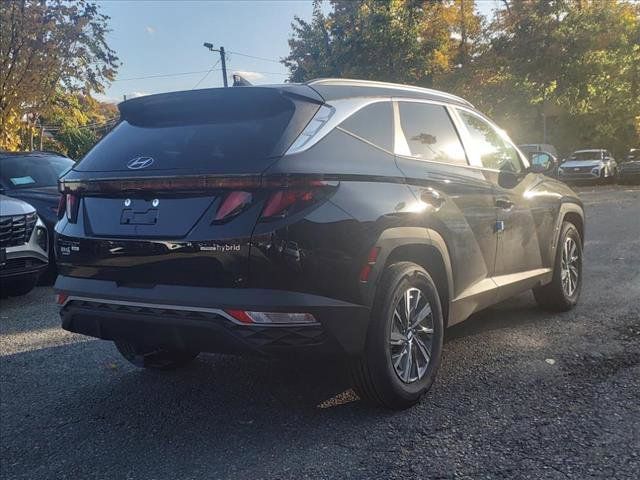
[127,156,155,170]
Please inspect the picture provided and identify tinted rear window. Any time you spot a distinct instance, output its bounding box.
[76,88,319,173]
[0,156,74,189]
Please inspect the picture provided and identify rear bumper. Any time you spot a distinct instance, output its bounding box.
[55,275,370,356]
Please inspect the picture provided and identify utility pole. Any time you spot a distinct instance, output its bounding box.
[203,43,228,87]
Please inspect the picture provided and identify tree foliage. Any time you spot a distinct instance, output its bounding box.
[283,0,482,86]
[0,0,119,150]
[284,0,640,156]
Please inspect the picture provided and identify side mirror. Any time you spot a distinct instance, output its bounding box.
[529,152,554,174]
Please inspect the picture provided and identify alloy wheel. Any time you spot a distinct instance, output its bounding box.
[561,236,580,297]
[389,287,434,383]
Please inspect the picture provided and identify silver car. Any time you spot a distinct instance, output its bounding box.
[0,195,49,296]
[558,149,617,183]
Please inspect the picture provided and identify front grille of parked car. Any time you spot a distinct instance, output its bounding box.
[621,163,640,173]
[563,166,594,174]
[63,299,326,348]
[0,257,47,275]
[0,213,37,248]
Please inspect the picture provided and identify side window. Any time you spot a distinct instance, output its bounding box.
[340,102,393,152]
[396,102,467,164]
[458,110,523,173]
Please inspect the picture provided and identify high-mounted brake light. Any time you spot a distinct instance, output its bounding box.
[214,191,252,223]
[65,194,79,223]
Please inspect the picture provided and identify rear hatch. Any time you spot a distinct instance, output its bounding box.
[57,86,323,287]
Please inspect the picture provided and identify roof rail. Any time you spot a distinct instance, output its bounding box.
[306,78,473,107]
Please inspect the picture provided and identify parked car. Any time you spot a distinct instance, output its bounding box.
[525,151,559,178]
[54,79,585,409]
[0,195,49,297]
[0,151,74,280]
[518,143,559,157]
[558,149,617,183]
[617,148,640,184]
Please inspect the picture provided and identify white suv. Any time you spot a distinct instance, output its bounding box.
[0,195,48,297]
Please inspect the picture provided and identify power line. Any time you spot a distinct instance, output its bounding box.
[192,59,221,89]
[226,50,281,64]
[113,69,221,82]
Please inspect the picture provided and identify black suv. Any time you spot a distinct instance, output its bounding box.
[55,79,585,409]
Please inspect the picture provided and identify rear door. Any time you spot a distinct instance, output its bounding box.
[392,100,500,319]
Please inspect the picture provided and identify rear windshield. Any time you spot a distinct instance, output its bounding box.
[569,151,602,161]
[0,156,74,189]
[76,88,319,173]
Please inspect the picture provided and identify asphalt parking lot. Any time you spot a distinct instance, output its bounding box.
[1,185,639,480]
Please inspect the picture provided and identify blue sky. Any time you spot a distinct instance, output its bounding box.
[98,0,499,102]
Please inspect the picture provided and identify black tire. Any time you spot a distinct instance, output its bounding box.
[114,341,199,370]
[351,262,444,409]
[0,274,39,297]
[533,221,583,311]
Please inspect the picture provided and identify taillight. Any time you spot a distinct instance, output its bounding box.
[214,191,252,223]
[56,194,66,220]
[65,194,79,223]
[260,188,319,220]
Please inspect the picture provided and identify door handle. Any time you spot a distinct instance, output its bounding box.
[495,199,514,211]
[420,189,445,210]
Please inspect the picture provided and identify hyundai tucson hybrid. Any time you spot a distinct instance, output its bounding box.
[55,79,585,409]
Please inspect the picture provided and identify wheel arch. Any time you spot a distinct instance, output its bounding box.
[364,227,454,327]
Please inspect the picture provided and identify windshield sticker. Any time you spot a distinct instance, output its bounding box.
[9,176,36,186]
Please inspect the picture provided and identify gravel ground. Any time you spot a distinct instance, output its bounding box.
[1,185,639,479]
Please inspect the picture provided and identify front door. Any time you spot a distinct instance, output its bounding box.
[453,108,549,298]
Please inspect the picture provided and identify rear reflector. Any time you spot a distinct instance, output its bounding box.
[225,310,316,324]
[359,246,381,283]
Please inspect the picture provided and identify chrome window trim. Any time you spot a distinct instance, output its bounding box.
[284,97,392,156]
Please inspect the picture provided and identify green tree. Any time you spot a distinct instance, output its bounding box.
[283,0,484,87]
[445,0,640,156]
[0,0,119,150]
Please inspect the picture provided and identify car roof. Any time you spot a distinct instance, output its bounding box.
[306,78,474,108]
[572,149,604,154]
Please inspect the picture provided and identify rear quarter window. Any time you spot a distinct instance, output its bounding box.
[339,102,393,152]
